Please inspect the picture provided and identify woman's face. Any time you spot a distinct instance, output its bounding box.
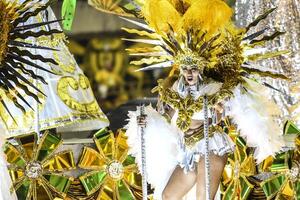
[181,65,200,85]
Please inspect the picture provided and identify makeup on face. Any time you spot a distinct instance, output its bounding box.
[181,65,200,86]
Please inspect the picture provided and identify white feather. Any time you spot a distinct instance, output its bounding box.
[243,47,267,56]
[125,105,181,200]
[226,78,285,163]
[135,61,173,71]
[119,17,154,32]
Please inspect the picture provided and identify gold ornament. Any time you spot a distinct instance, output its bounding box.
[260,160,299,200]
[0,0,17,63]
[78,128,142,199]
[260,121,300,200]
[57,75,100,113]
[221,128,256,200]
[174,48,209,72]
[152,78,223,132]
[153,79,203,131]
[4,130,75,199]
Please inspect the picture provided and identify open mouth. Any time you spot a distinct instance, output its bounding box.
[187,77,193,81]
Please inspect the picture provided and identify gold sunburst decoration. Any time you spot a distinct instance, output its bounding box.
[260,155,299,200]
[78,128,142,199]
[4,130,75,200]
[221,127,256,200]
[0,0,62,116]
[0,0,17,64]
[259,121,300,200]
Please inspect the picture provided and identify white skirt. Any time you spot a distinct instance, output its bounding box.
[178,132,235,173]
[125,105,235,200]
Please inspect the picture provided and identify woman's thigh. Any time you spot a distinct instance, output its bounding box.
[196,154,228,200]
[162,165,197,200]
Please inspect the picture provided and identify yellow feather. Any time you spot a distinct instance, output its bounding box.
[181,0,233,37]
[142,0,181,34]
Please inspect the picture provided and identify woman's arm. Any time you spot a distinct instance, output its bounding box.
[213,102,224,125]
[156,96,175,121]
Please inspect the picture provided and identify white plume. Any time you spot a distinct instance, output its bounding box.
[226,78,285,163]
[125,105,181,200]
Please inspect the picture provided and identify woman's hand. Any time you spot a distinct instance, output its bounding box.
[137,114,147,127]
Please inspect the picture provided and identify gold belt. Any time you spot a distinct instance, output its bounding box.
[184,125,223,148]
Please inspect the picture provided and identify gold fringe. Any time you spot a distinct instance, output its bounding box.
[121,27,159,39]
[247,50,290,61]
[130,56,171,65]
[242,67,289,80]
[126,46,164,54]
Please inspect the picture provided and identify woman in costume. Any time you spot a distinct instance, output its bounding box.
[88,0,288,199]
[150,57,235,199]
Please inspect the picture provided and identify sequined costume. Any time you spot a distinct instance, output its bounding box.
[168,79,235,172]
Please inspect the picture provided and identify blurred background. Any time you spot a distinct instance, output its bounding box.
[51,0,300,132]
[51,0,236,113]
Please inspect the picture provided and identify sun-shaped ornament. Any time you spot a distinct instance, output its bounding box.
[260,121,300,200]
[0,0,62,115]
[78,128,143,199]
[4,130,75,200]
[221,135,256,200]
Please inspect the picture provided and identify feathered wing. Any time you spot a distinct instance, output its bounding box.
[226,78,285,163]
[125,105,181,200]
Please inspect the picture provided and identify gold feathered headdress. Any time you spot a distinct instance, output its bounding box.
[89,0,288,94]
[122,0,234,70]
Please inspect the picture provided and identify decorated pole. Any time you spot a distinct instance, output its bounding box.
[139,105,148,200]
[203,95,211,200]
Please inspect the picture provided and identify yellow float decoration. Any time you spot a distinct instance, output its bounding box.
[222,135,256,200]
[78,128,142,199]
[4,130,75,200]
[260,121,300,200]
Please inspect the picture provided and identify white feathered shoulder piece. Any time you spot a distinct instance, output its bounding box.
[226,78,285,163]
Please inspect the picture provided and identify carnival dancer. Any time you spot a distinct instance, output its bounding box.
[88,0,288,199]
[133,63,236,199]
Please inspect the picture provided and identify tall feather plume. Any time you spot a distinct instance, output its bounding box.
[141,0,181,34]
[181,0,233,37]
